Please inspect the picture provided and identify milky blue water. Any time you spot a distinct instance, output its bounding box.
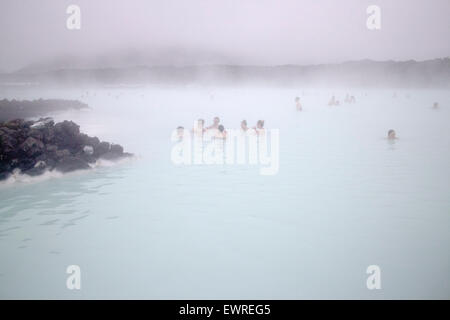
[0,86,449,299]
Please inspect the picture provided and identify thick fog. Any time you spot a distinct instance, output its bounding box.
[0,0,449,72]
[1,1,450,301]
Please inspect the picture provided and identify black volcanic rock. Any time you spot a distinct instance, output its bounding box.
[94,141,111,157]
[0,118,132,180]
[55,156,91,173]
[19,137,45,156]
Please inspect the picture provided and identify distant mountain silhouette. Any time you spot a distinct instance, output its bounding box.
[13,48,238,74]
[1,58,449,88]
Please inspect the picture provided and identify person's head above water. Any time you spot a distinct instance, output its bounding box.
[241,120,248,129]
[207,117,220,129]
[218,125,225,133]
[256,120,265,129]
[388,129,396,139]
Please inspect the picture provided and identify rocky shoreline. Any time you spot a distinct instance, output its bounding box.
[0,117,132,181]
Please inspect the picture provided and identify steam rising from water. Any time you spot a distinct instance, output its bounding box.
[0,157,135,187]
[0,85,449,299]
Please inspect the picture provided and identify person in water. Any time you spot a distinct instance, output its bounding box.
[328,96,338,106]
[241,120,249,132]
[387,129,397,140]
[432,102,439,109]
[176,126,185,140]
[207,117,220,130]
[214,125,227,140]
[254,120,265,136]
[295,97,302,111]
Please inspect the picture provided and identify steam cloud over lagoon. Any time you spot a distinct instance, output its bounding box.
[0,0,449,72]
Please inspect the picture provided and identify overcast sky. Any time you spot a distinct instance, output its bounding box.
[0,0,449,71]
